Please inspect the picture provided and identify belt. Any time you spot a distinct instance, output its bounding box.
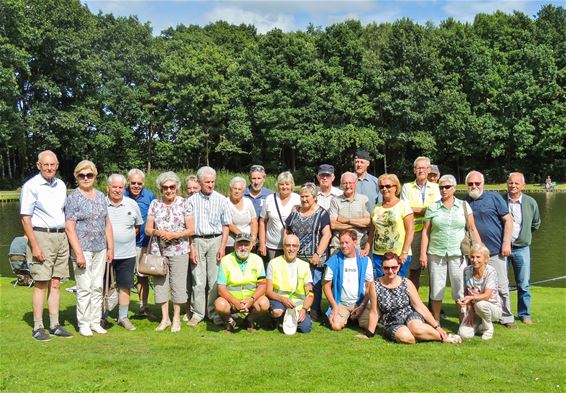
[33,227,65,233]
[193,234,221,239]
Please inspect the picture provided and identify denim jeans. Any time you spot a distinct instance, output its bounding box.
[509,246,531,319]
[311,265,325,315]
[372,254,411,278]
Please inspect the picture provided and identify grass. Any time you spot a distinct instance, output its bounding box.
[0,277,564,392]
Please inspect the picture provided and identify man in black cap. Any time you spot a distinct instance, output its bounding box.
[354,150,382,213]
[316,164,343,211]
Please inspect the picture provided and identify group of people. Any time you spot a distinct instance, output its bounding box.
[21,149,540,343]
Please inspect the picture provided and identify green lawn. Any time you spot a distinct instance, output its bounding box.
[1,277,564,392]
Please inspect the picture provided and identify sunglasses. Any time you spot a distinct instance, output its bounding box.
[77,173,95,180]
[161,184,177,191]
[379,184,395,189]
[467,182,482,187]
[130,181,143,186]
[383,265,399,271]
[439,185,453,190]
[250,165,265,173]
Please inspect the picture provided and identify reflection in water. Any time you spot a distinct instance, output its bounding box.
[1,193,565,287]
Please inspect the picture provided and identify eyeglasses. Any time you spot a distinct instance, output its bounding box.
[382,265,399,271]
[130,181,143,186]
[39,163,58,168]
[467,182,482,187]
[250,165,265,173]
[161,184,177,191]
[379,184,395,189]
[77,173,95,180]
[415,166,429,171]
[439,185,453,190]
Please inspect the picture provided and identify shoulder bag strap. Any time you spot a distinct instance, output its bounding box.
[462,201,469,231]
[273,193,286,229]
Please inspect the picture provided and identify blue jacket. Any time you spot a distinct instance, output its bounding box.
[325,249,368,316]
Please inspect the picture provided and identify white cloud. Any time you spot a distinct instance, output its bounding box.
[443,0,531,23]
[204,6,297,33]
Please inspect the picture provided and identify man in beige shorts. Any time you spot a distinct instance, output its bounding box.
[20,150,72,341]
[323,230,376,332]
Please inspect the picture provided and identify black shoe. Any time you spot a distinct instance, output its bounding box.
[268,317,279,330]
[100,318,111,329]
[224,318,237,333]
[32,328,51,342]
[49,325,73,338]
[245,317,258,333]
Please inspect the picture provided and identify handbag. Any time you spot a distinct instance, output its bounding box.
[103,265,118,312]
[138,236,169,277]
[460,201,473,256]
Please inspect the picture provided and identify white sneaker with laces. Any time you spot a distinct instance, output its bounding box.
[90,324,108,334]
[80,327,93,337]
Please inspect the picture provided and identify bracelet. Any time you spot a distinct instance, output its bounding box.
[402,251,409,254]
[313,252,320,257]
[433,324,441,330]
[250,296,255,301]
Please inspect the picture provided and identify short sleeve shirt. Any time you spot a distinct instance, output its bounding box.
[20,173,66,228]
[107,197,143,259]
[227,197,257,247]
[323,256,373,306]
[125,188,155,247]
[463,265,501,308]
[465,191,509,256]
[285,207,331,260]
[370,199,413,256]
[65,189,108,252]
[148,196,189,256]
[424,198,472,257]
[260,192,301,250]
[328,193,370,249]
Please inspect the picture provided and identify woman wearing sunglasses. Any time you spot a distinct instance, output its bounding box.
[374,252,461,344]
[145,172,192,332]
[65,160,114,337]
[364,174,414,279]
[419,175,481,324]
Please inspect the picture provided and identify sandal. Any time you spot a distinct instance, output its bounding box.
[171,320,181,333]
[155,320,172,332]
[444,333,462,344]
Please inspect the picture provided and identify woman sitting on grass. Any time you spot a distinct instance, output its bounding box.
[373,252,461,344]
[457,243,502,341]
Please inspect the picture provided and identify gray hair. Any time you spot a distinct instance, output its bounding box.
[277,171,294,187]
[341,171,357,184]
[37,150,58,163]
[414,156,431,168]
[108,173,126,186]
[156,171,180,188]
[465,171,485,184]
[230,176,247,188]
[439,174,457,187]
[185,174,198,184]
[469,242,490,259]
[300,182,318,198]
[127,168,145,181]
[196,166,216,181]
[508,172,525,183]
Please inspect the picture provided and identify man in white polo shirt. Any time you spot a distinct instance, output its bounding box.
[20,150,72,341]
[105,174,143,330]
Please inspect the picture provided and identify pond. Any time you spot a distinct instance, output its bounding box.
[1,192,564,287]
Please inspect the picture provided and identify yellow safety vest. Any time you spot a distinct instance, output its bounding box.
[270,256,310,310]
[401,181,441,232]
[220,253,264,301]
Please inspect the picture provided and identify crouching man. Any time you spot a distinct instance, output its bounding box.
[323,230,377,334]
[266,234,315,334]
[214,233,269,332]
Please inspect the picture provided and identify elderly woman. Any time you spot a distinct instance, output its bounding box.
[185,175,200,197]
[364,174,414,279]
[259,171,301,260]
[420,174,481,323]
[373,252,461,344]
[65,160,114,337]
[226,176,258,254]
[145,172,192,333]
[457,243,503,340]
[285,183,332,320]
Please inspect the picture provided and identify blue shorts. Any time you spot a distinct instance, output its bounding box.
[269,299,312,333]
[112,257,136,289]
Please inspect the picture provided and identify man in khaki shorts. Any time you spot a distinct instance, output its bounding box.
[20,150,72,341]
[323,230,376,332]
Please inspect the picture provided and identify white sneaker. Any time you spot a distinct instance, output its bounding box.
[444,333,462,344]
[79,327,93,337]
[481,323,494,340]
[90,324,108,334]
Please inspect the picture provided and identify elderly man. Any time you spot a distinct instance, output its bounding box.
[244,164,273,218]
[323,230,376,333]
[106,174,143,330]
[214,233,269,332]
[465,170,516,328]
[316,164,343,211]
[354,150,382,213]
[124,168,155,319]
[187,166,232,326]
[428,165,440,183]
[266,234,315,334]
[400,156,441,290]
[328,172,371,255]
[507,172,541,325]
[20,150,72,341]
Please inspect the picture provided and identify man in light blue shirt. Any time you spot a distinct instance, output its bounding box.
[353,150,382,213]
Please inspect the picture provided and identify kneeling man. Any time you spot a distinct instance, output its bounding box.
[215,233,269,332]
[324,230,377,332]
[266,234,315,333]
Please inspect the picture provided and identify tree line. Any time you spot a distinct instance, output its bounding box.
[0,0,564,187]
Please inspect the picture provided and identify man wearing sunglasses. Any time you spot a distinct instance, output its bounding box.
[20,150,73,341]
[400,156,441,290]
[465,170,516,329]
[244,164,273,218]
[125,168,156,320]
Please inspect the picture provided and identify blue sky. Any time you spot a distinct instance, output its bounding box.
[82,1,562,34]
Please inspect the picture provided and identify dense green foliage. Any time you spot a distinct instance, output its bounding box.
[0,1,564,186]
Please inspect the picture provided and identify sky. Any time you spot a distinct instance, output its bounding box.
[81,0,563,34]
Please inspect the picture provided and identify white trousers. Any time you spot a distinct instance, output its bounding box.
[458,301,502,339]
[74,250,107,330]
